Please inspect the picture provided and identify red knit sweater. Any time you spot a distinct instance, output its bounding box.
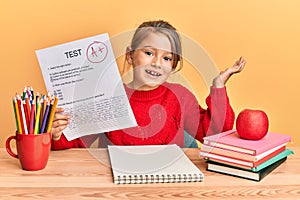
[51,82,234,149]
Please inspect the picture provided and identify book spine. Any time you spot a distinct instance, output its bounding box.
[205,157,252,170]
[201,146,286,168]
[204,140,256,155]
[201,145,286,164]
[207,156,287,182]
[201,144,257,161]
[200,152,254,167]
[207,163,261,181]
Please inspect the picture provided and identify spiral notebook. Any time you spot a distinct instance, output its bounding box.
[108,144,204,184]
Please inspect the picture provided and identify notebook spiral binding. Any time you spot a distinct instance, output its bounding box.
[115,173,204,184]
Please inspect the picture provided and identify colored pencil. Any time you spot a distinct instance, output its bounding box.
[16,95,25,134]
[12,99,18,132]
[13,98,22,133]
[13,87,58,135]
[26,86,32,98]
[40,95,47,129]
[34,99,41,134]
[46,96,58,133]
[20,99,28,134]
[22,87,27,100]
[29,101,35,134]
[23,101,30,133]
[40,100,50,133]
[30,86,34,99]
[35,92,40,112]
[25,94,31,115]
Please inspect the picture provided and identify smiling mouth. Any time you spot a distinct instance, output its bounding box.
[145,70,161,77]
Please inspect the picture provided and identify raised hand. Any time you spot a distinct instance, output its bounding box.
[212,57,246,88]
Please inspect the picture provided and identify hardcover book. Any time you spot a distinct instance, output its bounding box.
[200,143,286,162]
[207,157,287,181]
[203,130,291,155]
[200,145,286,167]
[205,149,294,172]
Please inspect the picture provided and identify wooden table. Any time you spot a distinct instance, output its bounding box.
[0,147,299,200]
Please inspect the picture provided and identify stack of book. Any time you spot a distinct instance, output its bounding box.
[200,130,293,181]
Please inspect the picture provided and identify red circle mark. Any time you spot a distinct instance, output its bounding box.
[86,41,108,63]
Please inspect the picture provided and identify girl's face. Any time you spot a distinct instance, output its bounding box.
[127,32,174,91]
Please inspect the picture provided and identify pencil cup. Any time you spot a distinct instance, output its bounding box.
[5,132,51,171]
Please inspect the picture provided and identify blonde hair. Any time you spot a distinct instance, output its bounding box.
[127,20,183,72]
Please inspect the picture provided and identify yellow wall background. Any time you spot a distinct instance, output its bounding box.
[0,0,299,147]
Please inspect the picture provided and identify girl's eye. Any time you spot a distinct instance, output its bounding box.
[164,57,172,61]
[145,51,153,56]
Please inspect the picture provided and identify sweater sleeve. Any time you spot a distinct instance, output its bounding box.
[184,86,235,143]
[51,133,100,150]
[51,134,86,150]
[204,87,235,136]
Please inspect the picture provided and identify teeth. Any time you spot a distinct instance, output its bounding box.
[146,70,161,76]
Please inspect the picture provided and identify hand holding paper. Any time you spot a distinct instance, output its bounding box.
[51,107,70,140]
[36,33,137,141]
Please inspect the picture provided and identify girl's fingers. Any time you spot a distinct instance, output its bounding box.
[51,127,65,140]
[52,124,68,133]
[52,119,69,128]
[54,113,69,121]
[51,108,68,141]
[55,107,64,112]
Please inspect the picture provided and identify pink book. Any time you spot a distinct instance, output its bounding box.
[203,130,291,155]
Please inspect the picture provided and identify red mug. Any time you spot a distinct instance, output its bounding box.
[6,132,51,171]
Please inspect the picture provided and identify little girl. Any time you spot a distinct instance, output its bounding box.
[51,20,245,149]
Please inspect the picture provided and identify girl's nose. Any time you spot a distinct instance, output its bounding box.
[151,57,162,68]
[151,62,161,68]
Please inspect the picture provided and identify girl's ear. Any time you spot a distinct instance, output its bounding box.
[126,46,133,65]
